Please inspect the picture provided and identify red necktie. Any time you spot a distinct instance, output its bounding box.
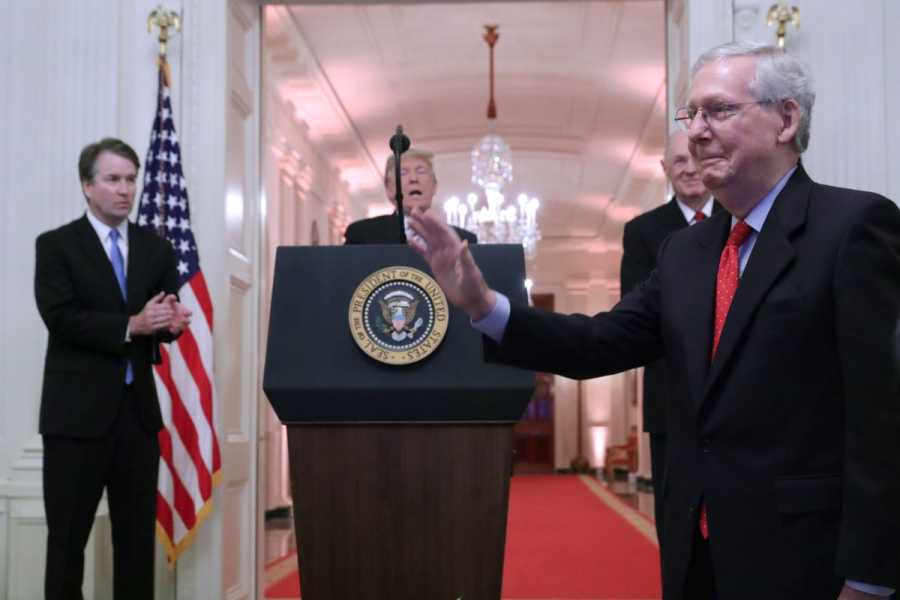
[700,220,753,540]
[694,210,706,223]
[711,221,753,357]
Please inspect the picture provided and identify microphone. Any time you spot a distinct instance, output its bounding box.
[389,125,410,154]
[390,125,410,242]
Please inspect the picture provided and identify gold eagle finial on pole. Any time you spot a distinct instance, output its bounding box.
[147,4,182,59]
[766,1,800,49]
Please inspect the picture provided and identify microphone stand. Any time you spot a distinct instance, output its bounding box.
[389,125,411,242]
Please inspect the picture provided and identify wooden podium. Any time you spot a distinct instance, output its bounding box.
[263,244,534,599]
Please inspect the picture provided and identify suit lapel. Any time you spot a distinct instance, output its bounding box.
[75,215,126,308]
[660,197,690,232]
[703,167,811,399]
[127,223,150,311]
[681,211,731,410]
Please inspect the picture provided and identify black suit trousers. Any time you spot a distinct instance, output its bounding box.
[43,385,159,600]
[683,531,717,600]
[649,431,666,541]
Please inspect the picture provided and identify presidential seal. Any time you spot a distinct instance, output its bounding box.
[348,266,449,365]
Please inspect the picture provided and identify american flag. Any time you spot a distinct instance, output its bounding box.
[138,60,221,564]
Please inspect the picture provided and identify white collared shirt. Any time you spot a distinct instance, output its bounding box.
[675,196,714,225]
[733,165,797,276]
[85,209,129,268]
[403,215,426,248]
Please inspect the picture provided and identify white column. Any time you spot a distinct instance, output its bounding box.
[550,279,588,470]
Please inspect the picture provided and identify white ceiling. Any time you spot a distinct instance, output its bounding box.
[264,0,667,287]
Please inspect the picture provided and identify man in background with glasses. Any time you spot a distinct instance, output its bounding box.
[408,42,900,600]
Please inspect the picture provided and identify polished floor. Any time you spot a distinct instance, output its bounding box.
[606,474,657,521]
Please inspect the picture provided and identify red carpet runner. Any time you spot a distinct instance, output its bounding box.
[265,475,661,599]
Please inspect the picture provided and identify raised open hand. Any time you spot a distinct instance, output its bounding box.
[407,208,495,320]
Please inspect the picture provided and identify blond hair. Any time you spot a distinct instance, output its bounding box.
[384,148,437,186]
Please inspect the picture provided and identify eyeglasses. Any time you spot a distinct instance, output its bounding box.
[674,100,775,130]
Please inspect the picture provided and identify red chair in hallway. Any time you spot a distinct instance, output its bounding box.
[603,427,638,482]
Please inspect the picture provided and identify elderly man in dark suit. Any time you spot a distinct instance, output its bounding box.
[35,138,191,600]
[408,42,899,600]
[344,148,476,245]
[620,130,714,545]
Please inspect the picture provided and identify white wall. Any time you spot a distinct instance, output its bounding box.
[0,1,239,598]
[733,0,899,202]
[1,2,168,597]
[671,0,900,204]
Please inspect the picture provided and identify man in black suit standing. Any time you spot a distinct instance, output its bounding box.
[409,43,899,600]
[35,138,191,599]
[620,130,712,544]
[344,148,476,245]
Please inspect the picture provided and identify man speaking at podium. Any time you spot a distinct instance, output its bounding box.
[408,43,900,600]
[344,147,476,245]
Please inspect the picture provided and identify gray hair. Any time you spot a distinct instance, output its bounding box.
[692,42,815,153]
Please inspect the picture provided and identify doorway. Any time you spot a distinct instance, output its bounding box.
[256,1,666,596]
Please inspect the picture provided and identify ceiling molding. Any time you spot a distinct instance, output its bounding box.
[266,6,381,178]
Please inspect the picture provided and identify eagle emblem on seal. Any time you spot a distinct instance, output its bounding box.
[379,291,423,341]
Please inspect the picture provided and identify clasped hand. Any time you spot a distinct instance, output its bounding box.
[129,292,192,336]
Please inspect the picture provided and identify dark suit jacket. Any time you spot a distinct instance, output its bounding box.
[486,167,900,599]
[620,198,719,434]
[344,213,477,245]
[35,215,180,438]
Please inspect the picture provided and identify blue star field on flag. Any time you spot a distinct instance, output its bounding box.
[138,68,199,288]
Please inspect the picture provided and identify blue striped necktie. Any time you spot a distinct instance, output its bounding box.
[109,229,134,385]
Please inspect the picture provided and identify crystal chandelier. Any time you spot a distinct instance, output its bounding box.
[471,134,512,191]
[444,190,541,259]
[444,25,541,259]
